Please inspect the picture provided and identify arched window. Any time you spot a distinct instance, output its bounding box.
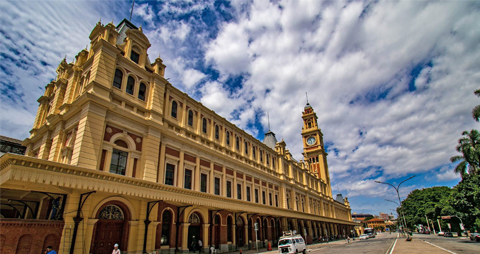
[138,83,147,101]
[113,69,123,89]
[215,125,219,140]
[115,139,129,149]
[236,137,240,150]
[226,131,230,145]
[161,210,172,246]
[171,101,178,118]
[126,76,135,95]
[202,118,207,133]
[110,144,128,176]
[188,110,194,126]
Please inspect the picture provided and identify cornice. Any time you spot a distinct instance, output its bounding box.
[0,154,355,225]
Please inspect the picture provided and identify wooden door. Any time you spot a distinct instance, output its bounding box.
[92,221,124,254]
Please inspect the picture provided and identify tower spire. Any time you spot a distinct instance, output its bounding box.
[306,92,309,104]
[267,111,270,131]
[129,0,135,21]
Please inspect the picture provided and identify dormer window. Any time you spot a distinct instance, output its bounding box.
[130,50,140,64]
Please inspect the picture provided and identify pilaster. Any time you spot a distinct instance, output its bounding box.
[142,128,161,182]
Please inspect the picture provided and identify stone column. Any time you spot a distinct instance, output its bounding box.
[142,128,161,182]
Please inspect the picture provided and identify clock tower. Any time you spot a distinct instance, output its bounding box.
[301,103,332,197]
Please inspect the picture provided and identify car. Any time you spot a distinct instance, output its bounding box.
[437,231,445,236]
[278,232,307,254]
[444,232,453,237]
[470,233,480,242]
[359,234,368,240]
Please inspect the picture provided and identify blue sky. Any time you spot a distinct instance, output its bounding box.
[1,0,480,216]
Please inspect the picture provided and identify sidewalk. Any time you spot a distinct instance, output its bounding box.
[392,235,449,254]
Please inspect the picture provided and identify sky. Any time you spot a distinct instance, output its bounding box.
[1,0,480,217]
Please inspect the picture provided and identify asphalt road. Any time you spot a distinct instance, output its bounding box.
[413,233,480,254]
[308,233,396,254]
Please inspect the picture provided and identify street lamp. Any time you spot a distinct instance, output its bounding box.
[385,200,404,232]
[375,175,416,231]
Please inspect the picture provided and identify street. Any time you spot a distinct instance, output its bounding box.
[304,232,480,254]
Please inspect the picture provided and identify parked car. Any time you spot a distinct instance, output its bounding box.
[444,232,454,237]
[278,232,307,254]
[437,231,445,236]
[470,233,480,242]
[359,234,368,240]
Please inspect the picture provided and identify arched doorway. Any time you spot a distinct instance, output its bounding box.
[91,203,129,254]
[156,209,173,249]
[236,216,245,247]
[188,213,202,251]
[227,216,233,244]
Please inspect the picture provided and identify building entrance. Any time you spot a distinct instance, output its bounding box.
[236,216,245,247]
[91,204,128,254]
[187,213,202,251]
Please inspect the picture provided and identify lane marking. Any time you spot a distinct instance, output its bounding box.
[421,239,458,254]
[386,233,398,254]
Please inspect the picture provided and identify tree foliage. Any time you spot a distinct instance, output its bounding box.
[400,187,452,229]
[472,89,480,121]
[450,129,480,178]
[448,174,480,231]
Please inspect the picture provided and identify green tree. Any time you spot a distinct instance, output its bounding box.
[450,129,480,177]
[471,89,480,121]
[449,174,480,232]
[400,187,452,229]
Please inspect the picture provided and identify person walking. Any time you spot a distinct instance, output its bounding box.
[197,239,203,253]
[112,243,121,254]
[45,246,57,254]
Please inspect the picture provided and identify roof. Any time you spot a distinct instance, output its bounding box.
[366,218,385,222]
[0,135,23,144]
[263,130,278,150]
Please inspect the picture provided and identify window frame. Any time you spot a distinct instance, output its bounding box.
[246,186,251,202]
[110,148,128,176]
[184,169,192,189]
[138,83,147,101]
[113,69,123,89]
[165,163,175,186]
[126,76,135,95]
[202,118,207,133]
[214,177,221,195]
[215,125,219,140]
[201,173,208,193]
[188,110,194,127]
[226,181,232,198]
[171,101,178,118]
[237,183,242,200]
[130,50,140,64]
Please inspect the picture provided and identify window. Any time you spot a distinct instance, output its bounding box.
[184,169,192,189]
[260,151,263,162]
[226,131,230,145]
[237,184,242,200]
[110,148,128,175]
[165,163,175,186]
[113,69,123,89]
[171,101,177,118]
[214,178,220,195]
[262,191,266,205]
[244,141,248,154]
[215,125,219,140]
[275,194,278,207]
[201,173,207,193]
[227,181,232,198]
[272,158,275,168]
[255,189,259,203]
[138,83,147,100]
[126,76,135,95]
[246,186,251,201]
[269,193,273,206]
[188,110,194,126]
[236,137,240,150]
[266,154,270,165]
[202,118,207,133]
[253,147,256,159]
[161,210,171,245]
[130,50,140,64]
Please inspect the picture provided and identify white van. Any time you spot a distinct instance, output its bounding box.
[278,233,306,254]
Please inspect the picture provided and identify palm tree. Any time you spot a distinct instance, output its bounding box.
[471,89,480,121]
[450,129,480,177]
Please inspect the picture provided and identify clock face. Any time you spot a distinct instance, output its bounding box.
[307,137,316,145]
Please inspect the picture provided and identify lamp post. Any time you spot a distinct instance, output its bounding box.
[375,175,416,231]
[385,199,404,231]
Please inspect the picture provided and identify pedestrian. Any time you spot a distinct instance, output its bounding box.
[197,238,203,253]
[45,246,57,254]
[112,243,120,254]
[191,236,196,252]
[347,236,350,244]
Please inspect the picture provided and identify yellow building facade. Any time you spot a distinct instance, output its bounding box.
[0,19,354,254]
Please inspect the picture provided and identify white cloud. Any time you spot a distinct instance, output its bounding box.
[436,166,462,182]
